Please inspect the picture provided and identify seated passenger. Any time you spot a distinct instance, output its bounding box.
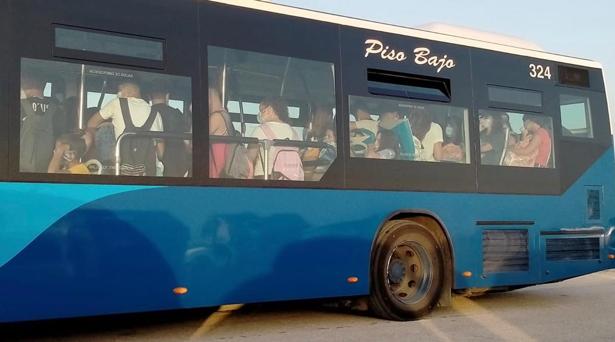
[479,112,506,165]
[47,133,89,174]
[441,116,465,163]
[150,84,189,177]
[303,105,337,170]
[409,108,443,162]
[378,104,416,160]
[349,101,378,137]
[506,115,552,168]
[250,97,303,180]
[366,129,400,160]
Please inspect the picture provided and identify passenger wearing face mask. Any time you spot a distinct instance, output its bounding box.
[47,133,89,174]
[249,96,301,179]
[441,116,465,163]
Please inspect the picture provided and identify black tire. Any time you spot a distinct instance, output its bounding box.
[369,219,444,320]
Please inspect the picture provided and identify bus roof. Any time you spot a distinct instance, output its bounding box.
[211,0,603,70]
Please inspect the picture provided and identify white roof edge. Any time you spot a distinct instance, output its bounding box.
[209,0,603,70]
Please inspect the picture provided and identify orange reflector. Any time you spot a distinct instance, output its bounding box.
[609,254,615,260]
[347,276,359,284]
[173,287,189,295]
[462,271,472,278]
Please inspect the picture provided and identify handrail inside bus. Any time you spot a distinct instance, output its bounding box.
[114,131,192,176]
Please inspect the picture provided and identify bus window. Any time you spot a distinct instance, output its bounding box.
[560,95,593,138]
[349,95,469,163]
[479,110,554,168]
[207,46,337,182]
[20,58,192,177]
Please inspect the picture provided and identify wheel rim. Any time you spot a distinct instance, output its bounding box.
[385,241,433,305]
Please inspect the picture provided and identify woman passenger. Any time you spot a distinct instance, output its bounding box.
[208,88,230,178]
[511,115,552,168]
[479,112,506,165]
[409,108,443,162]
[441,116,465,163]
[366,129,400,160]
[250,97,301,179]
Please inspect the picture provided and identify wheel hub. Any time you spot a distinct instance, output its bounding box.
[385,242,433,305]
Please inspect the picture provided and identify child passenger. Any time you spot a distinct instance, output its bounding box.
[47,133,90,174]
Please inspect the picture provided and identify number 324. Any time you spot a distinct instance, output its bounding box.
[529,64,551,80]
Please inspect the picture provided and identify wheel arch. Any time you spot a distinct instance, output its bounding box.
[369,209,455,307]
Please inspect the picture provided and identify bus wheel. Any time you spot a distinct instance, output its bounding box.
[369,219,444,320]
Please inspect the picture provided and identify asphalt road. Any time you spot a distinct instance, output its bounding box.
[5,270,615,342]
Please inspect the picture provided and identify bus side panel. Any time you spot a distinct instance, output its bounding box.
[1,146,615,323]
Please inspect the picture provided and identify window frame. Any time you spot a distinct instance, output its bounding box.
[558,91,596,141]
[201,3,345,190]
[13,56,197,186]
[486,84,544,114]
[476,109,557,169]
[347,94,472,165]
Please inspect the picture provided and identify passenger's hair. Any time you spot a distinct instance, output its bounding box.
[21,74,45,91]
[261,96,290,124]
[306,105,334,141]
[480,111,503,135]
[351,100,370,115]
[57,133,87,159]
[409,107,432,141]
[208,88,225,113]
[380,102,401,118]
[523,114,548,128]
[148,81,170,99]
[118,80,141,98]
[377,129,400,155]
[444,116,463,145]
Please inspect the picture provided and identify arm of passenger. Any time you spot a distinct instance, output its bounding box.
[513,135,541,156]
[480,142,493,153]
[151,115,165,159]
[47,143,66,173]
[209,112,225,135]
[85,113,105,141]
[433,142,443,161]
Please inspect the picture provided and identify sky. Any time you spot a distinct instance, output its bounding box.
[272,0,615,130]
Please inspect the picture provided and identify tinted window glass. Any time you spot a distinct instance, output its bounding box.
[208,46,337,182]
[20,58,192,177]
[479,110,554,168]
[560,94,593,138]
[488,85,542,109]
[55,27,164,61]
[349,95,469,164]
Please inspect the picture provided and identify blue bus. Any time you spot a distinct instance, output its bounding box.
[1,0,614,322]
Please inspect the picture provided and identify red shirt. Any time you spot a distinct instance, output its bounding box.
[535,127,552,167]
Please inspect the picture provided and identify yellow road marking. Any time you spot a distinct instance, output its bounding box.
[452,297,537,342]
[190,304,244,340]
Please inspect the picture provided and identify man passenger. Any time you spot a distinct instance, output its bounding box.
[86,80,164,176]
[20,75,66,172]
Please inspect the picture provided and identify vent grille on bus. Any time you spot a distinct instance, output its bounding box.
[482,230,529,273]
[546,237,600,261]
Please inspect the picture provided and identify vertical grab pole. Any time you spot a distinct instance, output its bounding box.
[279,57,291,97]
[78,64,86,129]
